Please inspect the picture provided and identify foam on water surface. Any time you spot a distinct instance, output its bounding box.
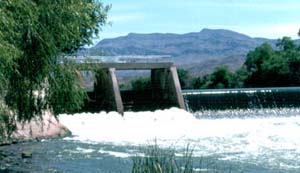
[59,108,300,170]
[59,108,197,145]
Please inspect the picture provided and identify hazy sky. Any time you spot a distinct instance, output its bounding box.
[97,0,300,43]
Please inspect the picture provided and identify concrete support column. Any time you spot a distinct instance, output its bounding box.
[94,68,124,115]
[108,68,124,115]
[167,66,186,110]
[151,67,186,110]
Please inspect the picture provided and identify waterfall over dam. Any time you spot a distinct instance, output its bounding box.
[183,87,300,111]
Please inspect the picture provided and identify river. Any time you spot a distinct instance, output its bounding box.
[1,88,300,172]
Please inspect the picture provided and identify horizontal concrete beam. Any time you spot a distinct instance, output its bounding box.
[76,62,174,70]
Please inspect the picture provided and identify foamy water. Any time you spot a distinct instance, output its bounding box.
[59,108,300,170]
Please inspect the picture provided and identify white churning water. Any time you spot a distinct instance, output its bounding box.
[59,108,300,169]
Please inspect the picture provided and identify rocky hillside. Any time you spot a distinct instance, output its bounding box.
[86,29,280,74]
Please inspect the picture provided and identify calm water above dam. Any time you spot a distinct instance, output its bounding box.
[183,87,300,111]
[2,87,300,173]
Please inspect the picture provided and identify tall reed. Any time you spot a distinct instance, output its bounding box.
[131,144,194,173]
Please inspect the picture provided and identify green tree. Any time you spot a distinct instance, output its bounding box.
[177,69,190,89]
[276,37,296,51]
[131,77,151,91]
[191,75,210,89]
[244,43,273,73]
[192,66,237,89]
[287,53,300,86]
[276,37,300,86]
[231,66,249,88]
[243,43,274,87]
[243,37,300,87]
[261,54,289,86]
[0,0,109,139]
[207,66,235,89]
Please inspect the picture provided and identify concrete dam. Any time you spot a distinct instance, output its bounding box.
[77,62,186,114]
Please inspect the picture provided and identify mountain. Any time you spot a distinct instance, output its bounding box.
[86,29,280,74]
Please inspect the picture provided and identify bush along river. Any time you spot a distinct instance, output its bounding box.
[2,87,300,173]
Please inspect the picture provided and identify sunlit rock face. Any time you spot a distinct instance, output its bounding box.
[13,111,70,140]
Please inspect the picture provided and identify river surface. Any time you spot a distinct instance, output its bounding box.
[1,108,300,172]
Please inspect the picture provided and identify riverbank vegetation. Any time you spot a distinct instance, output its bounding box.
[192,36,300,89]
[0,0,109,140]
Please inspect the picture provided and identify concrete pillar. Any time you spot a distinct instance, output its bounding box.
[151,67,186,110]
[167,67,186,110]
[94,68,124,115]
[108,68,124,115]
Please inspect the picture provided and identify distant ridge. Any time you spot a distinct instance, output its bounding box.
[89,28,276,57]
[84,29,287,74]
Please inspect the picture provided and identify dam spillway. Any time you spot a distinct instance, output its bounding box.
[183,87,300,112]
